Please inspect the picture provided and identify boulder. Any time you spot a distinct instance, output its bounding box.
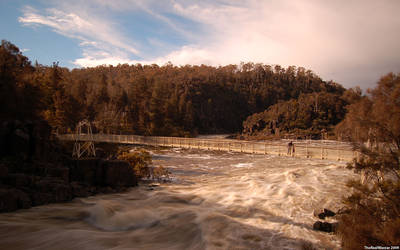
[0,188,31,212]
[52,182,73,202]
[316,208,336,220]
[30,192,53,206]
[2,173,34,188]
[70,159,137,188]
[323,208,336,217]
[313,221,338,233]
[16,190,31,209]
[70,182,91,197]
[0,189,18,212]
[103,160,137,187]
[33,177,72,203]
[47,166,70,183]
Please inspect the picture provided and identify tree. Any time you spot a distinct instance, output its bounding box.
[336,72,400,249]
[0,40,39,121]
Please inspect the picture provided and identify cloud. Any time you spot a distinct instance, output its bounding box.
[18,0,400,88]
[155,0,400,88]
[17,1,194,68]
[18,4,139,67]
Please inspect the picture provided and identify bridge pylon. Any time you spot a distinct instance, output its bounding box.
[72,119,96,159]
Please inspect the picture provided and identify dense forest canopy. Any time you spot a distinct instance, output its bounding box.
[1,40,347,137]
[243,88,362,139]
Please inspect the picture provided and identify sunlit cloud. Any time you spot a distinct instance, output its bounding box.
[153,0,400,88]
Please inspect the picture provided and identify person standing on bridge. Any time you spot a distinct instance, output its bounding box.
[287,141,295,156]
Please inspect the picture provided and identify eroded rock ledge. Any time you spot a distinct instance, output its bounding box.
[0,158,137,212]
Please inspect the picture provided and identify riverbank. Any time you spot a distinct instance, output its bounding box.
[0,158,138,213]
[0,120,138,213]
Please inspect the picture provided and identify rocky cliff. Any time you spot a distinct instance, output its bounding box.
[0,120,138,213]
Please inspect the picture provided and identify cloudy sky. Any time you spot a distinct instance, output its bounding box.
[1,0,399,89]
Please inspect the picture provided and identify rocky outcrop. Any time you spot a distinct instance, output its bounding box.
[70,159,137,187]
[0,158,138,213]
[0,120,138,213]
[103,160,137,187]
[0,188,31,212]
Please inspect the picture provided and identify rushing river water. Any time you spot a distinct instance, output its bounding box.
[0,148,357,250]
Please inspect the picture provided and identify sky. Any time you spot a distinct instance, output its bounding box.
[1,0,400,89]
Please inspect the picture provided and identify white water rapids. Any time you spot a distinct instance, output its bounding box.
[0,148,357,249]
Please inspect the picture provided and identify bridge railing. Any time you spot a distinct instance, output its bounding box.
[58,134,357,162]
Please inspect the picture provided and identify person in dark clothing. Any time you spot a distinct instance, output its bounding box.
[287,141,295,156]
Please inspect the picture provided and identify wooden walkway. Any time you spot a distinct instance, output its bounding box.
[58,134,357,162]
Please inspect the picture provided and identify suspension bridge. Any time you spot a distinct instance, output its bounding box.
[58,133,357,162]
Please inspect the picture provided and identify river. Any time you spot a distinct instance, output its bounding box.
[0,148,356,249]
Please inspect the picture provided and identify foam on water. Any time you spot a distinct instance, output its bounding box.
[85,200,160,231]
[231,162,254,168]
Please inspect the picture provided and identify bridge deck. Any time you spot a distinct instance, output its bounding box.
[58,134,357,162]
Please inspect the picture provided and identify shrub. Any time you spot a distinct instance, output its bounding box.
[117,149,152,179]
[152,165,170,182]
[337,149,400,249]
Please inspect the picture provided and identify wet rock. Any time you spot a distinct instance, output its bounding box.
[16,190,31,209]
[97,186,114,193]
[316,208,336,219]
[70,159,137,187]
[3,173,34,187]
[0,188,31,212]
[70,182,90,197]
[323,208,336,217]
[313,221,338,233]
[0,189,18,212]
[47,166,69,183]
[34,177,72,202]
[31,192,53,206]
[52,183,72,202]
[1,154,137,213]
[103,160,137,187]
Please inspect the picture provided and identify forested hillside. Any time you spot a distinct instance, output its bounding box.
[1,40,346,137]
[242,88,362,139]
